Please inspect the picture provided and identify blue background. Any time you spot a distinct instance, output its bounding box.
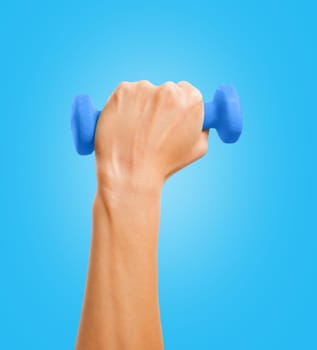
[1,0,316,349]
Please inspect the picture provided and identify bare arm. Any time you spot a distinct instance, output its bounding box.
[75,81,208,350]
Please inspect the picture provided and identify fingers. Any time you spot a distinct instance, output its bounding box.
[136,80,157,89]
[177,81,203,102]
[112,80,204,124]
[114,80,202,100]
[115,80,156,95]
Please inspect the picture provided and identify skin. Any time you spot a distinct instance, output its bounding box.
[75,81,209,350]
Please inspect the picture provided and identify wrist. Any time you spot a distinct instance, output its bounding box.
[93,181,162,251]
[96,171,163,204]
[95,160,164,198]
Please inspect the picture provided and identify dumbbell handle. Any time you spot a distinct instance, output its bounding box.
[71,85,243,155]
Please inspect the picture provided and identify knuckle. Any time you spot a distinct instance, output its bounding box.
[178,81,202,103]
[190,87,203,102]
[177,80,191,88]
[137,80,154,94]
[160,81,176,93]
[188,87,202,103]
[138,80,153,88]
[158,82,178,104]
[116,81,130,94]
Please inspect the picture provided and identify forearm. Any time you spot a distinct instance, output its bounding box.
[76,185,164,350]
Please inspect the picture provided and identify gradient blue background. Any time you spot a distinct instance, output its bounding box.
[1,1,316,349]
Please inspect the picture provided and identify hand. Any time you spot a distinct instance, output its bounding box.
[94,80,209,193]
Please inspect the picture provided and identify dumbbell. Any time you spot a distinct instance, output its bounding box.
[71,85,243,155]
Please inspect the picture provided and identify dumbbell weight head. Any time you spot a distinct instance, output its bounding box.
[71,95,100,155]
[211,85,242,143]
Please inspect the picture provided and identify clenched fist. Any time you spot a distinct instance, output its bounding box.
[94,81,209,193]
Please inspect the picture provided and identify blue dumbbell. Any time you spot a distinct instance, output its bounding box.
[71,85,243,155]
